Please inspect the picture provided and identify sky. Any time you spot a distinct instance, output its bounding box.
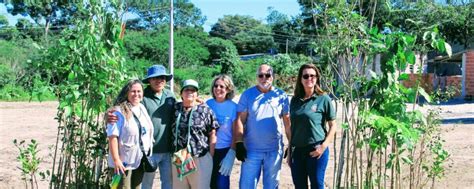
[192,0,301,31]
[0,3,35,26]
[0,1,301,31]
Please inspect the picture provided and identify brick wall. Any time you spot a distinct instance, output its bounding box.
[466,51,474,97]
[402,73,434,93]
[401,50,474,98]
[402,74,462,96]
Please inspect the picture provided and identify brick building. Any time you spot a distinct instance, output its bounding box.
[402,49,474,99]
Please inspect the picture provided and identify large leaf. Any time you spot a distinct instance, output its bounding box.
[445,42,452,57]
[405,51,415,65]
[437,39,446,52]
[418,87,431,103]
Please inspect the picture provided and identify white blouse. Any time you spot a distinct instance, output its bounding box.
[107,104,154,170]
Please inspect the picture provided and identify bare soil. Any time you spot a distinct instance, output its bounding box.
[0,101,473,189]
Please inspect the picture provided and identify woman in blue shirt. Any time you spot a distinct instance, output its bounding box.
[206,74,238,189]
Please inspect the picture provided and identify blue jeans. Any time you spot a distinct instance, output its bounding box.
[290,144,329,189]
[239,149,283,189]
[211,148,230,189]
[141,153,172,189]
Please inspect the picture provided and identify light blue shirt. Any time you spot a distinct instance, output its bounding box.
[206,99,237,149]
[237,86,289,152]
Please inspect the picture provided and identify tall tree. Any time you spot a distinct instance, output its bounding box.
[6,1,83,39]
[209,15,260,39]
[124,0,206,29]
[210,15,275,54]
[124,28,210,68]
[0,15,8,26]
[266,7,308,54]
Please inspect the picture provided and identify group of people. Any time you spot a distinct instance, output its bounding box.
[105,63,337,189]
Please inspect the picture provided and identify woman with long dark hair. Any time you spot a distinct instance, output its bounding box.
[107,79,154,189]
[289,63,337,189]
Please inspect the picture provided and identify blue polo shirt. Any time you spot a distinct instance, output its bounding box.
[237,86,290,152]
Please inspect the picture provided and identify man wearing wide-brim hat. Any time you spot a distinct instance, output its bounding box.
[109,65,176,189]
[140,65,176,189]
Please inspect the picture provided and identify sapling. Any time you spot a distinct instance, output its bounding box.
[13,139,41,189]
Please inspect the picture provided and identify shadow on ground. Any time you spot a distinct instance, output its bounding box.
[442,117,474,124]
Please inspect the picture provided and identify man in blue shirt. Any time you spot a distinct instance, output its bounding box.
[234,64,291,189]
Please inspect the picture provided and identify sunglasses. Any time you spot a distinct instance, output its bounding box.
[302,74,317,80]
[257,73,272,79]
[213,84,226,89]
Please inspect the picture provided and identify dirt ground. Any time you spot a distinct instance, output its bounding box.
[0,101,473,189]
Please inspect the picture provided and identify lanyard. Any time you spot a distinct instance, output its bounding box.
[174,105,195,153]
[132,108,150,156]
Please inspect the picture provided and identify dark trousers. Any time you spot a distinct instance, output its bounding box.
[290,144,329,189]
[210,147,230,189]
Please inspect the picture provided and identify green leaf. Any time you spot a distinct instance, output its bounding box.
[445,42,452,57]
[32,42,42,50]
[73,91,80,99]
[437,39,446,52]
[67,72,75,80]
[405,51,415,65]
[399,73,409,81]
[418,87,431,103]
[423,31,430,41]
[401,156,413,164]
[431,30,437,40]
[64,106,72,117]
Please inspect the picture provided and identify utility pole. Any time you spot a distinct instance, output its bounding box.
[169,0,174,91]
[286,38,289,54]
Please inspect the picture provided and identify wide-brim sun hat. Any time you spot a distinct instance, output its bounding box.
[143,65,173,83]
[181,79,199,93]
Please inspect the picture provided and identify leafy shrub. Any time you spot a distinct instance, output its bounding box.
[205,37,238,61]
[266,54,311,92]
[174,65,221,96]
[232,58,263,92]
[13,139,42,188]
[0,63,15,87]
[124,30,210,68]
[0,83,56,101]
[123,58,154,78]
[431,84,461,103]
[0,84,30,101]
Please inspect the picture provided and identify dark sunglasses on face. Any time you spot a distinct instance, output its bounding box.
[302,74,317,80]
[257,73,272,79]
[213,84,226,89]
